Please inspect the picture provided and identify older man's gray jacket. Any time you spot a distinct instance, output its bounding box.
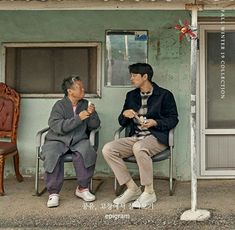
[41,97,101,173]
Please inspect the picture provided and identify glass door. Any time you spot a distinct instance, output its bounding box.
[200,24,235,177]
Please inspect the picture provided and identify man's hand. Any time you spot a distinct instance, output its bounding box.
[87,103,95,115]
[141,119,157,128]
[78,110,90,120]
[123,109,136,119]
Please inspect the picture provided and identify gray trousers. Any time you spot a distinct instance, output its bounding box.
[102,135,167,186]
[44,151,95,194]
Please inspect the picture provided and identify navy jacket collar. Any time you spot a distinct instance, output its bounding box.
[133,82,161,96]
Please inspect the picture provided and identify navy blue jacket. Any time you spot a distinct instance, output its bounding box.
[118,82,178,146]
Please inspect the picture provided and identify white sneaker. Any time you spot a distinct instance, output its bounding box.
[47,193,59,208]
[75,188,96,202]
[132,192,157,209]
[113,188,142,205]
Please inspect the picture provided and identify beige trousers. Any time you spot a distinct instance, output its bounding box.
[102,135,167,186]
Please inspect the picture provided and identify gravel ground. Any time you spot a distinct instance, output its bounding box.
[1,177,235,229]
[1,213,235,230]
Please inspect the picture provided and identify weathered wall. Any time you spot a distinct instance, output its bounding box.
[0,10,191,180]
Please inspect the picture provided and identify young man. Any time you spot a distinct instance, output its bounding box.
[41,76,100,208]
[102,63,178,209]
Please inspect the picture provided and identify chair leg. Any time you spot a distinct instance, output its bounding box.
[13,152,23,182]
[114,177,126,196]
[90,177,104,194]
[169,156,173,196]
[114,177,120,195]
[0,155,5,195]
[34,155,47,196]
[35,156,40,196]
[114,177,117,192]
[169,147,177,196]
[90,178,93,191]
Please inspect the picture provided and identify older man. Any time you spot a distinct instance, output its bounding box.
[102,63,178,209]
[41,76,100,208]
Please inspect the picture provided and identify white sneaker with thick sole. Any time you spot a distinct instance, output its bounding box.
[113,188,142,205]
[132,191,157,209]
[47,194,59,208]
[75,188,96,202]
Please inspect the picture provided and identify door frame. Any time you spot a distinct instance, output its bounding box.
[199,23,235,178]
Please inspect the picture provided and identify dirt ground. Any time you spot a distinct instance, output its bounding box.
[0,176,235,229]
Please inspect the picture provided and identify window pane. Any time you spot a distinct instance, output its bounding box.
[17,48,53,93]
[206,135,235,169]
[5,44,100,97]
[206,32,235,128]
[105,31,148,86]
[54,48,89,93]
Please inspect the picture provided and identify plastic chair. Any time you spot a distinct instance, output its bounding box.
[114,127,175,196]
[35,126,101,196]
[0,83,23,195]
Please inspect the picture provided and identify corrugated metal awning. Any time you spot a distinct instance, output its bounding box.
[0,0,235,10]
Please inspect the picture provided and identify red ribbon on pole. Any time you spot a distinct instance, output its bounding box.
[175,20,197,41]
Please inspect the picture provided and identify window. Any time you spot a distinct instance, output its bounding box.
[105,30,148,86]
[3,43,101,98]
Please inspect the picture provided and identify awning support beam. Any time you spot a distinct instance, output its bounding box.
[180,4,210,221]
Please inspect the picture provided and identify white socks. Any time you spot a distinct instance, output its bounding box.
[126,180,154,194]
[144,183,154,194]
[126,179,139,192]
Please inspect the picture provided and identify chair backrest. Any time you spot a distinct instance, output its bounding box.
[36,126,100,160]
[0,83,20,144]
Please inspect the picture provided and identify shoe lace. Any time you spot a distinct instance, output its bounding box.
[117,189,130,199]
[135,192,144,202]
[117,193,125,198]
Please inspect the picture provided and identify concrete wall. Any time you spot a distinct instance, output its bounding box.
[0,10,191,180]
